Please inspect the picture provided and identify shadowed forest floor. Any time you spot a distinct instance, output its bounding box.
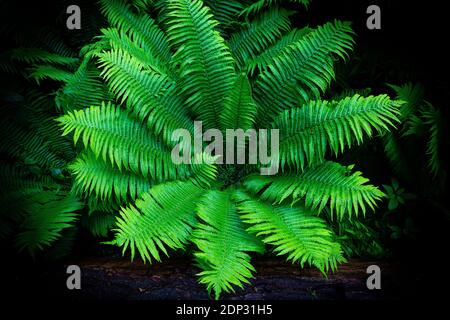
[4,257,423,300]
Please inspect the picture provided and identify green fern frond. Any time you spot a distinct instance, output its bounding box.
[166,0,235,129]
[241,0,311,16]
[0,115,67,169]
[192,189,264,299]
[235,190,345,273]
[112,180,204,262]
[204,0,247,32]
[81,211,117,237]
[273,94,400,170]
[422,102,442,176]
[228,7,292,69]
[387,83,424,121]
[244,27,312,75]
[101,27,170,75]
[69,151,152,202]
[15,192,82,255]
[220,73,257,130]
[244,161,385,219]
[9,48,78,66]
[29,65,73,84]
[100,0,172,64]
[97,48,192,144]
[254,20,355,125]
[55,62,112,112]
[382,131,409,175]
[58,102,186,181]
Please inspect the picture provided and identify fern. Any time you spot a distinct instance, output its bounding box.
[254,20,355,125]
[192,189,264,299]
[244,161,385,219]
[69,151,153,202]
[220,73,257,130]
[166,0,235,129]
[274,94,400,170]
[241,0,311,16]
[235,190,344,273]
[2,0,410,299]
[228,8,292,69]
[15,192,82,255]
[111,180,204,262]
[58,102,186,180]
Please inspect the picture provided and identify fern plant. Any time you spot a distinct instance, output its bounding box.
[4,0,403,298]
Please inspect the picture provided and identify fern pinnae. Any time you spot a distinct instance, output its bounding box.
[192,189,264,299]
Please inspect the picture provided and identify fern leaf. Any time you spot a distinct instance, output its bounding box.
[220,73,257,130]
[9,48,78,66]
[15,192,82,255]
[235,190,345,273]
[81,211,117,237]
[241,0,311,16]
[273,94,400,170]
[111,180,204,262]
[58,102,186,181]
[204,0,246,32]
[244,161,385,219]
[166,0,235,129]
[69,151,152,202]
[192,189,264,299]
[97,48,192,144]
[244,27,312,75]
[422,102,442,176]
[254,20,355,125]
[100,0,172,64]
[228,8,292,69]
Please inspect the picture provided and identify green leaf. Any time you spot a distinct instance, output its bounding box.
[111,180,204,263]
[192,189,263,299]
[274,94,400,170]
[244,161,385,219]
[235,190,345,273]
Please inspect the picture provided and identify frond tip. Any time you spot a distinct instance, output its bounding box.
[111,180,204,263]
[274,94,401,170]
[244,161,385,219]
[192,189,264,299]
[235,190,345,273]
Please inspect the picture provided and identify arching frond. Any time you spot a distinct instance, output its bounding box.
[387,83,424,121]
[273,94,400,170]
[0,113,68,169]
[235,190,345,273]
[101,27,171,76]
[69,151,152,202]
[29,65,73,84]
[81,211,117,237]
[97,48,192,144]
[243,27,312,75]
[241,0,311,16]
[58,102,186,181]
[100,0,172,64]
[166,0,235,129]
[111,180,204,262]
[9,48,78,66]
[228,7,292,69]
[422,102,442,176]
[55,61,112,112]
[244,161,385,219]
[204,0,247,32]
[254,20,355,125]
[220,73,257,130]
[15,192,82,255]
[192,189,264,299]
